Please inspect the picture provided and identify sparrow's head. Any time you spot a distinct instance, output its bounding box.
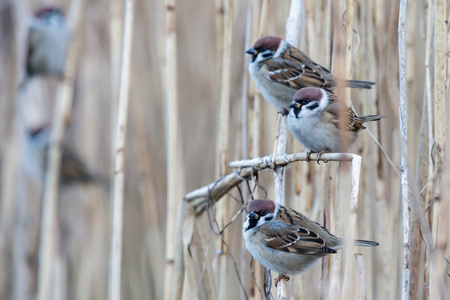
[243,199,277,231]
[246,36,282,63]
[33,6,65,24]
[288,87,330,118]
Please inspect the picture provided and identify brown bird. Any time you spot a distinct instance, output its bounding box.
[243,199,378,286]
[287,87,384,161]
[246,36,375,111]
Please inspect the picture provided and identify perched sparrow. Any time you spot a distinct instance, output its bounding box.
[246,36,375,112]
[243,199,378,286]
[287,87,384,161]
[22,7,71,86]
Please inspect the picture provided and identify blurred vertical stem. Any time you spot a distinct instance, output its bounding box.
[216,0,233,299]
[429,0,447,298]
[241,1,253,298]
[163,0,180,299]
[108,0,135,299]
[398,1,411,300]
[343,0,354,106]
[109,0,123,168]
[37,1,83,300]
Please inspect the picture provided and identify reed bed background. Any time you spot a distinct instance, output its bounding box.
[0,0,449,299]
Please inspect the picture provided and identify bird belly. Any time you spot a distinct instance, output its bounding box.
[245,238,321,275]
[287,114,345,152]
[249,63,297,111]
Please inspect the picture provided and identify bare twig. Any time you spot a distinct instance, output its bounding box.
[108,0,136,300]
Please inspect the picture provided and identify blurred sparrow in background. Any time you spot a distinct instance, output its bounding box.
[246,36,375,112]
[21,7,71,87]
[243,199,378,286]
[28,126,108,186]
[287,87,384,161]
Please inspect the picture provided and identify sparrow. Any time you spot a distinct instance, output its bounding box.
[28,126,108,186]
[245,36,375,112]
[243,199,378,286]
[21,6,71,87]
[287,87,384,161]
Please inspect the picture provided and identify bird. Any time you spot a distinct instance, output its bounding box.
[243,199,378,287]
[21,6,71,87]
[245,36,375,112]
[28,126,108,186]
[287,87,384,162]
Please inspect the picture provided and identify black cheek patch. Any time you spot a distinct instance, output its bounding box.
[265,215,273,222]
[308,102,319,110]
[246,218,259,230]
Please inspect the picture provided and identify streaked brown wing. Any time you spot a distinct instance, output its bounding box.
[322,102,365,132]
[264,224,336,255]
[265,47,335,90]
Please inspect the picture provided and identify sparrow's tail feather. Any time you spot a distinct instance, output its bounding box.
[358,115,385,123]
[345,79,376,89]
[354,239,379,247]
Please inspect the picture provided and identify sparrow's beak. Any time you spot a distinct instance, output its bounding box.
[289,101,301,109]
[248,211,259,220]
[245,48,257,55]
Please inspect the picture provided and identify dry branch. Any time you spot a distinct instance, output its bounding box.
[108,0,136,300]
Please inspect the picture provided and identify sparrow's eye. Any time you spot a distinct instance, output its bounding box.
[260,211,267,216]
[301,99,309,105]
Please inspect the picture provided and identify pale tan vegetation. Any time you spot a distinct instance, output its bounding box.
[0,0,448,300]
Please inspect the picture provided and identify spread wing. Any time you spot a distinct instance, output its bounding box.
[263,223,336,255]
[265,47,335,90]
[322,101,366,132]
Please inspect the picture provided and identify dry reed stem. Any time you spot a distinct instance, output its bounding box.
[108,0,135,299]
[429,0,447,298]
[109,0,123,168]
[163,0,181,298]
[37,1,83,299]
[398,1,411,299]
[215,0,234,298]
[272,3,304,297]
[341,155,361,299]
[241,1,256,298]
[355,254,366,300]
[343,0,354,106]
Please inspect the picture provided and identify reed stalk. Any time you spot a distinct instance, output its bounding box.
[398,1,411,299]
[429,0,447,298]
[163,0,181,299]
[108,0,135,299]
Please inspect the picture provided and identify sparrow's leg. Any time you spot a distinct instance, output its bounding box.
[306,150,315,162]
[274,274,290,288]
[316,149,331,164]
